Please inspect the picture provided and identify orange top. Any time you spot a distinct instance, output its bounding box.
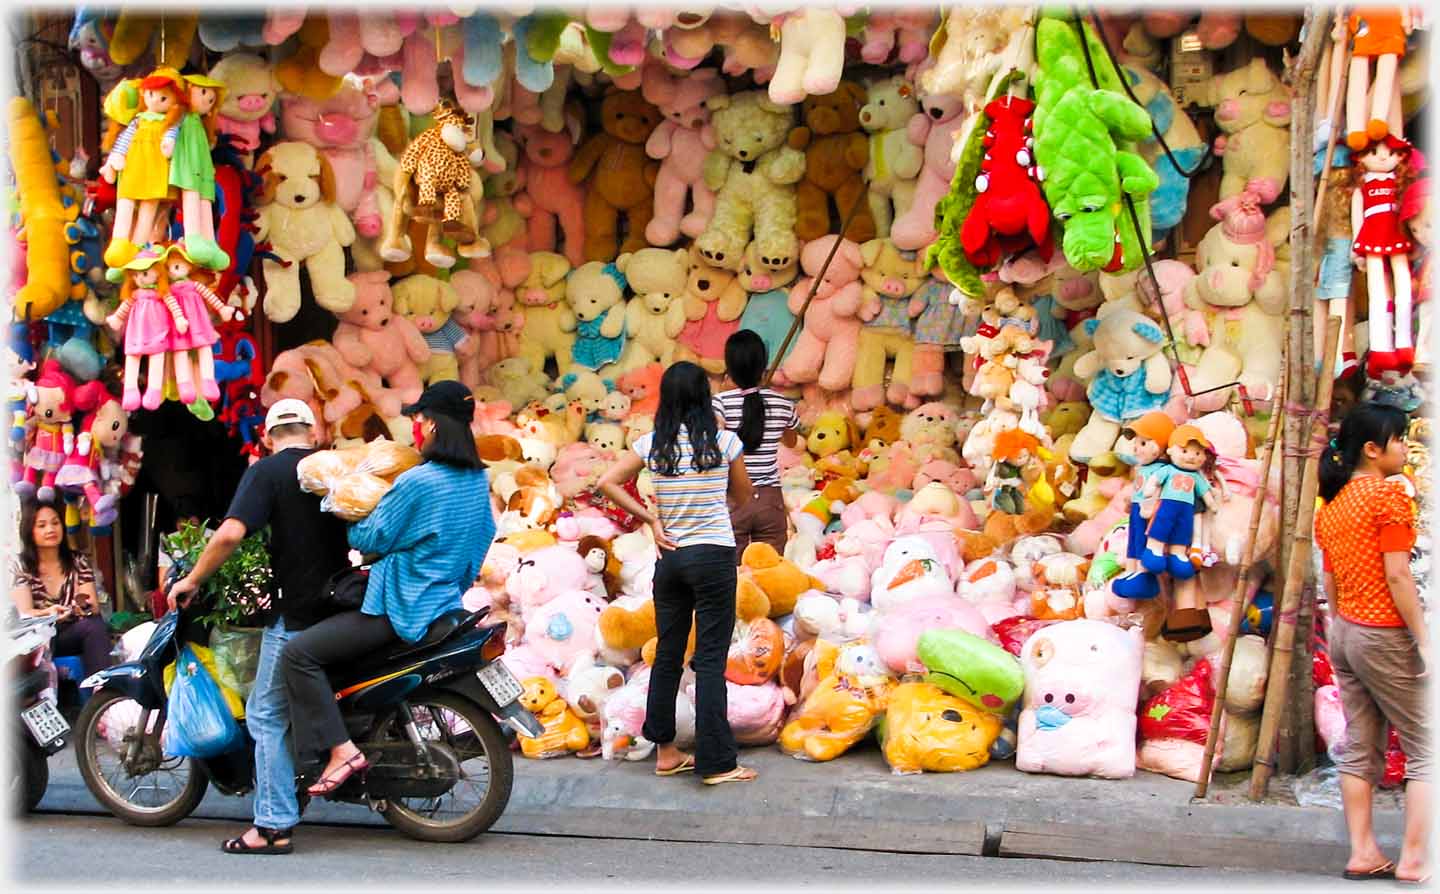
[1315,476,1416,627]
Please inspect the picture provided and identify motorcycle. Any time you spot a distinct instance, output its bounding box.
[7,612,67,813]
[74,598,543,842]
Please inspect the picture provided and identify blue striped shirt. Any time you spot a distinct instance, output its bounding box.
[423,318,467,353]
[634,429,742,549]
[351,462,495,642]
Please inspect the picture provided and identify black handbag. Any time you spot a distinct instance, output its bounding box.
[317,568,369,616]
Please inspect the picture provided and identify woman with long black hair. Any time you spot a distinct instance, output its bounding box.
[9,499,110,677]
[597,361,755,785]
[713,330,800,555]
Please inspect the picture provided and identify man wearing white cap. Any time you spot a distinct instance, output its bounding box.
[168,398,351,855]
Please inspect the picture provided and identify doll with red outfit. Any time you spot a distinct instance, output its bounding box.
[55,380,128,529]
[14,360,77,503]
[1352,134,1416,378]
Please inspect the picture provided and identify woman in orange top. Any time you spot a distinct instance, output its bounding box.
[1315,402,1430,884]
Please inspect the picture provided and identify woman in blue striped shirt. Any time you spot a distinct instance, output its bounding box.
[282,381,496,796]
[597,362,757,785]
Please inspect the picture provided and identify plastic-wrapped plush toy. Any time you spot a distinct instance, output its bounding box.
[918,628,1025,715]
[1016,619,1144,778]
[517,676,591,759]
[726,616,785,686]
[296,439,421,520]
[881,681,1004,775]
[1136,658,1220,782]
[869,536,955,614]
[723,680,788,746]
[779,640,894,762]
[100,68,187,269]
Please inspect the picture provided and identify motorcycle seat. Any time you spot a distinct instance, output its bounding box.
[375,608,478,664]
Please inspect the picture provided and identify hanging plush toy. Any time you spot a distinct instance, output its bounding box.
[165,244,240,403]
[100,68,188,269]
[104,247,186,411]
[170,72,231,270]
[1352,135,1417,377]
[8,97,74,321]
[381,101,489,268]
[1403,177,1431,373]
[1345,8,1413,151]
[960,95,1051,268]
[15,360,77,502]
[56,381,128,529]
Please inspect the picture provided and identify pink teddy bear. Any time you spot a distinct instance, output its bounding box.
[515,120,588,267]
[331,271,431,404]
[860,10,936,65]
[776,236,865,391]
[640,62,722,247]
[890,85,967,251]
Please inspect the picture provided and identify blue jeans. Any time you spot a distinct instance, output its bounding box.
[247,617,300,830]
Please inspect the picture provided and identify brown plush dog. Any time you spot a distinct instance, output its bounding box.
[789,83,877,243]
[568,89,662,262]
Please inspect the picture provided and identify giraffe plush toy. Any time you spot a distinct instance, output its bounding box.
[381,101,490,269]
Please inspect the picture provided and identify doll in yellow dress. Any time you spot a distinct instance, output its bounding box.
[100,67,186,268]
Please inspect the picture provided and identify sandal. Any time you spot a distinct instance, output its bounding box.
[1341,861,1395,881]
[222,826,293,855]
[702,766,757,786]
[306,752,370,796]
[655,755,695,777]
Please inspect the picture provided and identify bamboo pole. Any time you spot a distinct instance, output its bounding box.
[1249,321,1341,799]
[1194,384,1287,799]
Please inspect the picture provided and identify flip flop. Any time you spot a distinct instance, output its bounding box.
[1395,874,1430,887]
[221,826,294,856]
[306,752,370,796]
[702,766,757,786]
[655,755,695,776]
[1341,861,1395,881]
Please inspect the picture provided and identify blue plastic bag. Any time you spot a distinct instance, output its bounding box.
[161,645,243,759]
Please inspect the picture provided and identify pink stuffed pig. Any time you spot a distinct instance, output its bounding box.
[872,594,993,675]
[721,680,788,746]
[515,120,587,267]
[506,545,594,615]
[332,271,431,404]
[1016,619,1144,779]
[279,81,392,240]
[890,85,966,251]
[522,589,606,676]
[640,62,722,246]
[776,236,864,391]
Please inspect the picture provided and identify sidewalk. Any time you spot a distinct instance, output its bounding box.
[36,742,1404,873]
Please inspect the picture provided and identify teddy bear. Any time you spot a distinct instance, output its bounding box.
[675,244,748,374]
[332,271,431,405]
[564,261,630,375]
[860,10,936,65]
[479,131,531,254]
[779,640,894,762]
[890,81,967,252]
[517,676,592,759]
[1181,188,1288,406]
[1067,307,1173,464]
[758,8,850,105]
[261,342,400,433]
[696,91,806,272]
[557,368,614,419]
[740,542,824,619]
[390,274,473,385]
[736,241,803,368]
[615,361,662,418]
[514,118,588,267]
[513,250,577,377]
[860,76,925,239]
[253,141,357,323]
[899,402,962,466]
[852,239,929,410]
[613,247,689,370]
[1194,58,1293,200]
[639,62,723,247]
[486,357,550,411]
[567,88,662,262]
[922,7,1034,111]
[450,259,527,385]
[775,236,864,391]
[790,83,876,243]
[663,12,778,80]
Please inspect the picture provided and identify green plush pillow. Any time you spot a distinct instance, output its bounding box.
[917,628,1024,715]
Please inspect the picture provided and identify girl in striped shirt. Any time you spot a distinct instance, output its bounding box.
[598,362,756,785]
[713,330,800,556]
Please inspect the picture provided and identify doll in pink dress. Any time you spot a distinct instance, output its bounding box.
[15,360,77,502]
[1351,135,1416,377]
[165,243,240,403]
[55,381,128,528]
[105,247,188,411]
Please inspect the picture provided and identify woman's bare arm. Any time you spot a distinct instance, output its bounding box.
[727,456,753,510]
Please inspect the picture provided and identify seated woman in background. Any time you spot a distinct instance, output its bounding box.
[9,499,112,677]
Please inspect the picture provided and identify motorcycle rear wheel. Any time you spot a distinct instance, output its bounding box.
[75,688,208,826]
[379,693,514,843]
[11,736,48,814]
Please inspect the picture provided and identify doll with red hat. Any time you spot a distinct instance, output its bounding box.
[99,67,187,269]
[1402,175,1431,373]
[1352,133,1417,378]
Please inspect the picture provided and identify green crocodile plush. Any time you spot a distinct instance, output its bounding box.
[1031,15,1157,273]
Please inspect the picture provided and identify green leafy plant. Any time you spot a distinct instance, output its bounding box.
[163,520,272,628]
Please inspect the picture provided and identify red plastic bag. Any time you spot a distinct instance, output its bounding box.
[1312,644,1334,688]
[1382,728,1408,789]
[1139,660,1216,746]
[992,616,1057,657]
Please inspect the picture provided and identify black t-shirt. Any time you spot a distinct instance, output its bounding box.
[225,446,351,630]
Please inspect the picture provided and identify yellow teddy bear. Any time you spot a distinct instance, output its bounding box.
[517,677,591,759]
[391,274,470,385]
[881,681,1003,774]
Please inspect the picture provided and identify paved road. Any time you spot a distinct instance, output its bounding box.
[15,813,1349,886]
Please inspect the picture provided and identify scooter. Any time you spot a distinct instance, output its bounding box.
[73,597,542,842]
[7,612,67,813]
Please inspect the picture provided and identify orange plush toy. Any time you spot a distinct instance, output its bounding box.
[517,677,592,759]
[568,89,663,262]
[780,641,895,762]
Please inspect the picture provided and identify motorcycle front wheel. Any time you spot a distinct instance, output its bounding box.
[379,693,514,843]
[75,688,208,826]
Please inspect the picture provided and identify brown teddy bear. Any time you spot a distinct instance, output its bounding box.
[568,89,663,263]
[789,83,877,243]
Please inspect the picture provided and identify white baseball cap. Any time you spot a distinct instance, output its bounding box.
[264,399,317,433]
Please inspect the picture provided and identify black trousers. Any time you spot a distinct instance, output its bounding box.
[53,616,112,677]
[280,610,397,756]
[642,544,738,777]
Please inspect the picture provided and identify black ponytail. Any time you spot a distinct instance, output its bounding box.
[1318,402,1409,501]
[724,330,769,454]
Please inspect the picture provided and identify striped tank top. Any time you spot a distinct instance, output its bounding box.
[712,389,798,488]
[633,428,743,549]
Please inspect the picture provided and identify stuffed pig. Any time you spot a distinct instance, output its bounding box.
[1016,619,1144,778]
[872,594,992,676]
[1194,58,1292,200]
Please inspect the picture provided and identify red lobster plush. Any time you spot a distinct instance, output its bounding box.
[960,96,1052,268]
